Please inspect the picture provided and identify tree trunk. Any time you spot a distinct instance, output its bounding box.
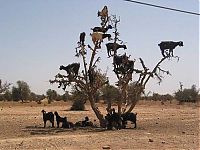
[88,93,106,128]
[126,95,140,113]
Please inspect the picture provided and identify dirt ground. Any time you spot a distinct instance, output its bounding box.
[0,100,199,150]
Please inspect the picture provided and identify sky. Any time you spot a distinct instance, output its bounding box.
[0,0,199,95]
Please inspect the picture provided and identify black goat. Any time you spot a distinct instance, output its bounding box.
[79,32,86,46]
[113,54,129,68]
[61,117,74,128]
[75,116,94,127]
[124,60,135,74]
[41,110,54,128]
[92,25,112,33]
[59,63,80,77]
[121,112,137,129]
[158,41,183,57]
[106,43,127,57]
[54,111,66,128]
[105,108,122,130]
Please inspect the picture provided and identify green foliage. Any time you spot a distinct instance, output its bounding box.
[70,99,85,111]
[101,85,120,103]
[175,85,199,103]
[29,92,37,101]
[11,81,31,102]
[0,79,11,94]
[62,91,71,102]
[127,82,139,101]
[46,89,57,103]
[150,93,173,101]
[4,90,12,101]
[70,86,87,111]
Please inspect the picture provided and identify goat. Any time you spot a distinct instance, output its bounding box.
[158,41,183,57]
[41,110,54,128]
[61,117,74,128]
[59,63,80,77]
[113,54,129,68]
[91,32,111,48]
[75,116,94,127]
[121,112,137,129]
[82,116,94,127]
[105,108,122,130]
[124,60,135,74]
[79,32,86,46]
[106,43,127,57]
[54,111,66,128]
[91,25,112,33]
[97,6,108,22]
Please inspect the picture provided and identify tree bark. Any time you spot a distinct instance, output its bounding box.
[88,93,106,127]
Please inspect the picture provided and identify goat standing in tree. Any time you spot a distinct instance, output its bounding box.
[59,63,80,77]
[91,32,111,48]
[79,32,86,46]
[158,41,183,57]
[106,43,127,57]
[91,25,112,33]
[97,6,108,23]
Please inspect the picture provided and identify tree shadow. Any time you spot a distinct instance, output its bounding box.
[62,109,89,112]
[23,125,144,135]
[23,126,75,135]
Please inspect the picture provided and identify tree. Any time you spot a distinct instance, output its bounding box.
[12,80,31,102]
[4,90,12,101]
[46,89,57,103]
[175,84,199,103]
[61,91,71,102]
[101,84,120,112]
[0,79,11,94]
[50,6,182,127]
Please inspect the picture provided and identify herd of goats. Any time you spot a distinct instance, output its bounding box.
[41,109,137,130]
[48,6,184,130]
[57,6,184,81]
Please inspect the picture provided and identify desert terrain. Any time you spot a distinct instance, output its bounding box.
[0,100,199,150]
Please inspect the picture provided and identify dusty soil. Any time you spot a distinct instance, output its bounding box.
[0,100,199,150]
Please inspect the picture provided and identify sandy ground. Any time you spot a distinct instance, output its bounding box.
[0,100,199,150]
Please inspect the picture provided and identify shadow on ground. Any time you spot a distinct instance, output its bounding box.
[22,126,110,135]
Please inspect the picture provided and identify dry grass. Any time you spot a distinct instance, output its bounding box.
[0,100,199,150]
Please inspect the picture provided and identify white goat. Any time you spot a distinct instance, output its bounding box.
[91,32,111,48]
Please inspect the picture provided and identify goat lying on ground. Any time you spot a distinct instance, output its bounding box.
[59,63,80,77]
[158,41,183,57]
[91,25,112,33]
[121,112,137,129]
[41,110,54,128]
[54,111,67,128]
[75,116,94,127]
[106,43,127,57]
[62,117,74,128]
[91,32,111,48]
[105,108,122,130]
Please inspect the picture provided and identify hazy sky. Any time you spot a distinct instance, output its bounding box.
[0,0,199,95]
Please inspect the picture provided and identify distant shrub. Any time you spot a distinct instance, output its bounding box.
[70,99,85,111]
[175,85,199,103]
